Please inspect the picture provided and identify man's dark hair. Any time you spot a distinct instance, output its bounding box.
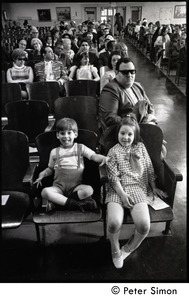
[116,57,134,71]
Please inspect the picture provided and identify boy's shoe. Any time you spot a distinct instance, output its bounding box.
[79,197,97,212]
[65,197,97,213]
[65,198,85,213]
[46,201,56,213]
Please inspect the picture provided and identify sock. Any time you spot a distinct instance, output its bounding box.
[69,191,80,201]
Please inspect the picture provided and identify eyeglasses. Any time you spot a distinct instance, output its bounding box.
[119,70,136,75]
[17,58,27,61]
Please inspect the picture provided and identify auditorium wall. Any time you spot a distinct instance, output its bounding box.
[1,1,186,27]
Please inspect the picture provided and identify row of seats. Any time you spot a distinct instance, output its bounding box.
[2,97,99,144]
[1,81,100,117]
[2,125,183,244]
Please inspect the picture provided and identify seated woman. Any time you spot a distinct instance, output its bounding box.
[62,38,75,65]
[100,51,121,92]
[113,42,129,58]
[29,38,44,62]
[6,48,34,99]
[68,51,100,81]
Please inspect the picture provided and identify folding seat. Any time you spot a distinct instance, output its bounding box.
[53,96,99,134]
[100,123,183,238]
[64,80,100,98]
[1,130,36,229]
[26,81,60,115]
[32,129,102,245]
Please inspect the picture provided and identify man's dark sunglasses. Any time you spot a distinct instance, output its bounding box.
[119,70,136,75]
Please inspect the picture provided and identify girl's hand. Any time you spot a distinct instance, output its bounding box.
[121,193,134,209]
[153,187,168,199]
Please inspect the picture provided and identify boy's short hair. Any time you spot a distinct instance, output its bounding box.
[56,118,78,133]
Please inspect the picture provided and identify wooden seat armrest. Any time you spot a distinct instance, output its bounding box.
[99,165,108,184]
[163,159,183,182]
[23,163,38,186]
[45,118,55,132]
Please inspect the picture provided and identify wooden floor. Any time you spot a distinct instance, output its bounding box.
[0,39,187,285]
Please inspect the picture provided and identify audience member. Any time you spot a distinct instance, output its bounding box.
[62,38,75,64]
[73,39,99,68]
[54,41,71,71]
[98,40,116,70]
[6,48,34,99]
[34,46,68,94]
[29,37,44,62]
[113,42,128,58]
[69,51,100,81]
[154,26,170,63]
[99,57,154,131]
[100,51,121,91]
[27,26,45,48]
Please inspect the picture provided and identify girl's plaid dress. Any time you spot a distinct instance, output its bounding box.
[105,142,156,206]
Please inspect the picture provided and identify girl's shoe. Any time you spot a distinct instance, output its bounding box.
[112,250,123,269]
[121,246,131,260]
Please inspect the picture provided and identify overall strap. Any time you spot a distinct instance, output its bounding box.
[56,147,60,169]
[77,143,81,168]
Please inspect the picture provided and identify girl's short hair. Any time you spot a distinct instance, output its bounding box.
[117,114,141,145]
[56,118,78,133]
[12,48,28,61]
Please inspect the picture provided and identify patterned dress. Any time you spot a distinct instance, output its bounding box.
[105,142,156,206]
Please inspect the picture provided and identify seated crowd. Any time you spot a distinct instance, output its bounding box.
[124,19,187,79]
[2,18,186,99]
[1,17,181,270]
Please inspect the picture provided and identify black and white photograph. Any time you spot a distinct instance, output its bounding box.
[1,1,187,299]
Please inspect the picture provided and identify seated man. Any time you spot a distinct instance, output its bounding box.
[53,41,71,73]
[34,46,68,95]
[98,57,155,131]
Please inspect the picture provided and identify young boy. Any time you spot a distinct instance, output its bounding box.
[34,118,108,212]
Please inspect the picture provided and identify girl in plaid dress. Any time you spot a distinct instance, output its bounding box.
[106,115,167,268]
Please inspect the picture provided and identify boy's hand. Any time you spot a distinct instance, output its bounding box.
[99,156,110,167]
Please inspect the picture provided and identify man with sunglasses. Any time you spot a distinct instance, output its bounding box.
[99,57,154,131]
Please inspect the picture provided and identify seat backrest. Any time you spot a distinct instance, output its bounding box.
[1,130,29,191]
[64,80,98,98]
[54,96,98,133]
[26,81,60,114]
[102,123,164,188]
[1,83,22,117]
[4,100,49,142]
[2,70,6,83]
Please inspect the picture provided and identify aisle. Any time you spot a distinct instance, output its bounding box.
[125,37,186,240]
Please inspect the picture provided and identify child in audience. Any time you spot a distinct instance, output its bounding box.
[34,118,108,212]
[69,51,100,81]
[105,114,167,268]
